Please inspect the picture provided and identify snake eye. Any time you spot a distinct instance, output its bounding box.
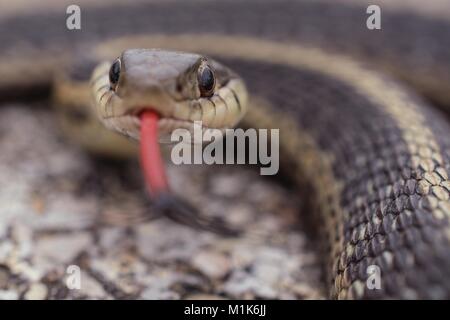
[109,58,121,90]
[198,65,215,97]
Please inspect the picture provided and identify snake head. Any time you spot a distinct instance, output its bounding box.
[91,49,248,142]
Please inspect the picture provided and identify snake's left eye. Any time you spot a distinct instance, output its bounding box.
[198,65,216,97]
[109,58,121,90]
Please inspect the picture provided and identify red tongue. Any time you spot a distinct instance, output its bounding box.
[139,111,169,197]
[139,110,238,236]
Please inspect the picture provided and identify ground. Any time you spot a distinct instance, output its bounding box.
[0,104,325,299]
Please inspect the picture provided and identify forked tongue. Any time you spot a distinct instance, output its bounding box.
[139,110,240,236]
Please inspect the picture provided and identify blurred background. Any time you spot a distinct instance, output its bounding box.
[0,0,449,300]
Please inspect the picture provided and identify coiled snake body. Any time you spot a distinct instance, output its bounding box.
[1,0,450,299]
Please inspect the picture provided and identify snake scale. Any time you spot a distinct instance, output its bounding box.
[1,0,450,299]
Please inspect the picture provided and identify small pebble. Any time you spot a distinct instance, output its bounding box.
[24,283,48,300]
[192,251,231,280]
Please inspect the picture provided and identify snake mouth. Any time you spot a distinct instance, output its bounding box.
[135,106,195,131]
[133,106,226,144]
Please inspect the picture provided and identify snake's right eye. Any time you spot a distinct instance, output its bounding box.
[109,58,121,90]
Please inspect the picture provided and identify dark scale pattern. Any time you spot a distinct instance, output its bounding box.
[219,57,450,299]
[419,103,450,180]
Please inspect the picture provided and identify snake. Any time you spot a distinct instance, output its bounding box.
[1,0,450,299]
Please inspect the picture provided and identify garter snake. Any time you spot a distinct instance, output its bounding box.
[1,0,450,299]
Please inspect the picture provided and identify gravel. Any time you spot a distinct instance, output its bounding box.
[0,105,325,299]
